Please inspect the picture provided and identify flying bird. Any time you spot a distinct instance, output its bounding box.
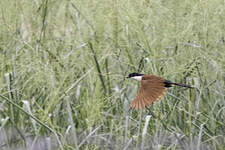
[127,73,192,110]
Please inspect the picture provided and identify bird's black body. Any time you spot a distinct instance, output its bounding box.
[164,80,173,88]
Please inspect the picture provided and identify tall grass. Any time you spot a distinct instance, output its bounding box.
[0,0,225,149]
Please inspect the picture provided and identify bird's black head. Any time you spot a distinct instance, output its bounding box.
[127,72,144,78]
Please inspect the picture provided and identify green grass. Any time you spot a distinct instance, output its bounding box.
[0,0,225,149]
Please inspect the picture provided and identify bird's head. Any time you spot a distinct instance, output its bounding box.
[127,72,144,81]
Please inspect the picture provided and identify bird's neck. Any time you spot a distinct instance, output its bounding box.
[131,76,143,81]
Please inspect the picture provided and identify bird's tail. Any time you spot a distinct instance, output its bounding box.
[164,80,193,88]
[170,82,193,88]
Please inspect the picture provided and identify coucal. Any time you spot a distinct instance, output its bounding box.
[127,73,192,110]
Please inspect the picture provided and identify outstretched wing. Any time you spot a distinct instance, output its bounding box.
[130,75,167,110]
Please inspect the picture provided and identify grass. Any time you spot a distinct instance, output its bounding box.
[0,0,225,149]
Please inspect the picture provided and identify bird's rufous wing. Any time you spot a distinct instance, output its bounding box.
[130,75,168,110]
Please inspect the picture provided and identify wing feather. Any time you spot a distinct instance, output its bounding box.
[130,75,167,110]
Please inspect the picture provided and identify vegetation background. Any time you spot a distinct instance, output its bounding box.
[0,0,224,149]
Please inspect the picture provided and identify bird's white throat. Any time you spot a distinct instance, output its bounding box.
[131,76,142,81]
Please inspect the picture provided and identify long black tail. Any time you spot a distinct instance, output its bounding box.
[164,80,193,88]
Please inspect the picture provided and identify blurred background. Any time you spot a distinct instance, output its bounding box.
[0,0,224,149]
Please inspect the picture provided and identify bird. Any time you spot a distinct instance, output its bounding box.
[127,72,193,110]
